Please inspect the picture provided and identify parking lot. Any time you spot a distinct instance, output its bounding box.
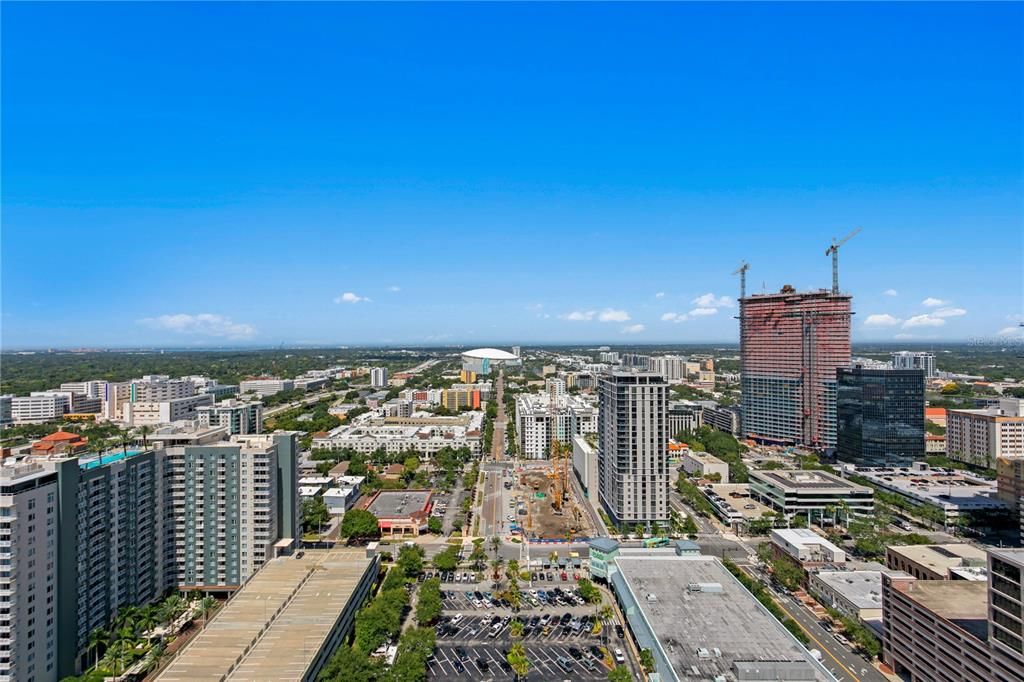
[430,642,613,680]
[425,578,633,681]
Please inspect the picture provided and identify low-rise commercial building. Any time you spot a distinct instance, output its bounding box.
[679,449,729,482]
[239,377,295,397]
[749,469,874,519]
[770,528,846,567]
[849,463,1007,525]
[606,546,834,681]
[360,489,432,537]
[11,392,71,423]
[809,570,899,622]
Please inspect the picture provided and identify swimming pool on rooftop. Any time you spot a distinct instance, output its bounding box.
[79,450,143,470]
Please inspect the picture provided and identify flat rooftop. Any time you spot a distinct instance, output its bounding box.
[888,544,988,577]
[157,548,373,682]
[813,571,888,610]
[613,555,829,681]
[855,466,1002,510]
[706,484,773,520]
[753,469,869,492]
[366,489,431,518]
[897,580,989,640]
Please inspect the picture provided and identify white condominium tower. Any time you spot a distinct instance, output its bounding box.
[597,371,669,527]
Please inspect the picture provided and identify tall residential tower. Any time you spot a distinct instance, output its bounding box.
[740,287,852,447]
[597,371,669,527]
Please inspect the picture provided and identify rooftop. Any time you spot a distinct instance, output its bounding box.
[813,571,893,610]
[772,528,844,553]
[613,555,830,681]
[897,579,989,640]
[752,468,870,492]
[365,489,432,518]
[887,544,988,578]
[461,347,519,361]
[157,549,373,682]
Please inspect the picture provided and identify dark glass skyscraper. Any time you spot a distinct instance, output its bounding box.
[836,366,925,467]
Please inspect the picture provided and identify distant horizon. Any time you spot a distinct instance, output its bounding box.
[0,339,1003,354]
[2,3,1021,348]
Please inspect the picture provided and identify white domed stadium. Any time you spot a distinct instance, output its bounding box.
[461,347,521,375]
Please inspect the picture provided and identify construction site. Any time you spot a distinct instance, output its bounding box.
[513,442,599,540]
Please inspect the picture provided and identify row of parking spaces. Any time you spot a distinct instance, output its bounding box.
[427,569,585,586]
[428,644,612,681]
[435,614,600,642]
[439,587,590,612]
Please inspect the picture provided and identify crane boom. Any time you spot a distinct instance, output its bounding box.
[825,228,861,294]
[732,261,750,299]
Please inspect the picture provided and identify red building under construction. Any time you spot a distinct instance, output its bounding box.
[740,286,851,448]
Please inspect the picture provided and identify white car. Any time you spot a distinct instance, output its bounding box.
[473,599,484,609]
[455,573,462,583]
[451,614,464,624]
[506,515,515,522]
[614,648,625,663]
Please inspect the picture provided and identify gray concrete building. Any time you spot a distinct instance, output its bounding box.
[597,371,669,526]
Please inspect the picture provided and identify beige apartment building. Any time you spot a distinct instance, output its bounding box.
[947,398,1024,469]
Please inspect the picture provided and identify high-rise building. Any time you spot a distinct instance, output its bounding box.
[740,287,852,447]
[11,393,71,424]
[947,399,1024,469]
[121,393,214,426]
[597,371,669,526]
[196,399,264,435]
[0,394,13,426]
[370,367,389,388]
[647,355,687,382]
[891,351,937,378]
[0,462,60,682]
[836,366,925,467]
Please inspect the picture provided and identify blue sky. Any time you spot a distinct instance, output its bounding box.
[2,2,1021,348]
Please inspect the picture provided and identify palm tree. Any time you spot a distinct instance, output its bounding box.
[599,604,614,623]
[489,535,501,560]
[509,618,525,638]
[200,596,218,627]
[138,424,152,448]
[88,627,109,671]
[507,642,530,680]
[136,604,158,639]
[507,558,520,579]
[117,428,132,456]
[548,550,559,566]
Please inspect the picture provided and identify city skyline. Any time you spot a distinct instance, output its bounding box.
[3,3,1022,348]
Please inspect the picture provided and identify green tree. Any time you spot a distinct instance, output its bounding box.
[397,544,425,577]
[416,578,442,625]
[639,648,656,672]
[577,578,602,604]
[340,509,380,542]
[427,516,443,534]
[318,644,384,681]
[470,543,488,570]
[88,627,109,671]
[432,546,459,572]
[302,497,331,533]
[507,642,530,680]
[509,618,524,638]
[608,665,633,682]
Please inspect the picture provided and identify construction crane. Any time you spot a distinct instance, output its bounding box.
[825,228,861,295]
[732,261,750,299]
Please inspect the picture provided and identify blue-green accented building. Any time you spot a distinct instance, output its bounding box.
[47,448,169,676]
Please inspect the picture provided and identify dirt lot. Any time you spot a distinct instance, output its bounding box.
[518,468,596,540]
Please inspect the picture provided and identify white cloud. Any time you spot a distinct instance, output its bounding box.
[998,326,1024,338]
[922,297,946,307]
[894,333,915,339]
[654,292,666,299]
[334,292,370,304]
[932,307,966,318]
[597,308,631,323]
[863,313,902,327]
[139,313,256,340]
[563,310,595,321]
[883,289,899,297]
[621,324,645,334]
[903,314,946,329]
[692,293,734,309]
[661,312,681,322]
[688,307,718,317]
[387,285,401,292]
[661,307,719,323]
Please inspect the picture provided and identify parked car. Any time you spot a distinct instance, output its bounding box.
[614,647,625,663]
